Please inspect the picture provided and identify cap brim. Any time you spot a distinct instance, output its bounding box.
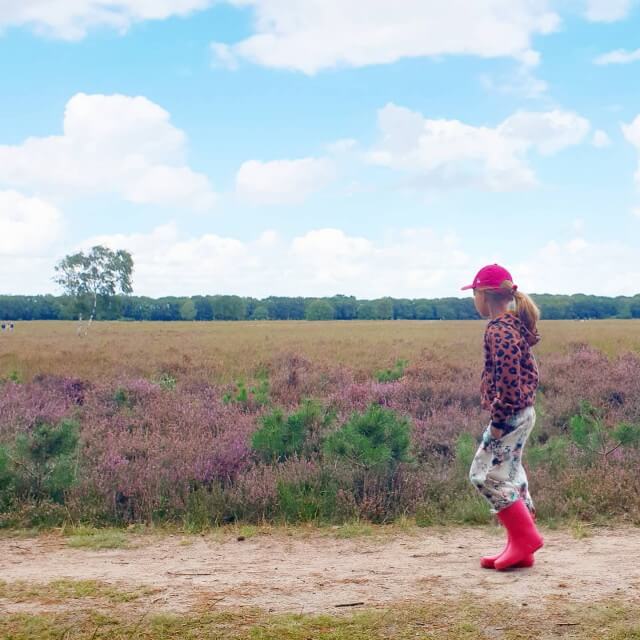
[460,284,474,291]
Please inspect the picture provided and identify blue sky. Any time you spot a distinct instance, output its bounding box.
[1,0,640,298]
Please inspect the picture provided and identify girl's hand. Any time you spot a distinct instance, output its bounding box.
[490,424,504,439]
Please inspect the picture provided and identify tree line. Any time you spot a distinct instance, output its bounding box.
[1,292,640,321]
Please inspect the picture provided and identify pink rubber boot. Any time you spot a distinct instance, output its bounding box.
[481,529,534,569]
[494,500,543,571]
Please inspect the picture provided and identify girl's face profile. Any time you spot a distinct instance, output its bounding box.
[473,289,490,318]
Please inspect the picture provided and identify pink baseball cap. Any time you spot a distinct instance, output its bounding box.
[461,264,515,291]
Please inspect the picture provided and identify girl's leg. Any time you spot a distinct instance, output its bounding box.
[469,408,538,568]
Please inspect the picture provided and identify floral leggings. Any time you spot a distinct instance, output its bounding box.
[469,406,536,514]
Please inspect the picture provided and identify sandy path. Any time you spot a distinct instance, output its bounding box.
[1,527,639,615]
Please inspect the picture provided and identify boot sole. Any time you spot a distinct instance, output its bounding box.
[495,540,543,571]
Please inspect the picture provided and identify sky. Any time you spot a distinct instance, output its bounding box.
[1,0,640,299]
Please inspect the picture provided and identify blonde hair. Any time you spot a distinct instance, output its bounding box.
[479,280,540,334]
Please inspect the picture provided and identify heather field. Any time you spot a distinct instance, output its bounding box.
[1,319,640,528]
[2,320,640,638]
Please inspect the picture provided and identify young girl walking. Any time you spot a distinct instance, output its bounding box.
[462,264,544,570]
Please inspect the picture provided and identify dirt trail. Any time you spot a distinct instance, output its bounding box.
[1,527,639,615]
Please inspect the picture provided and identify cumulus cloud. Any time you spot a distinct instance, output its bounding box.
[584,0,635,22]
[236,158,335,204]
[517,236,640,296]
[0,190,64,294]
[367,103,590,191]
[479,67,548,99]
[79,224,472,298]
[595,48,640,65]
[10,219,640,298]
[0,93,216,211]
[211,0,559,74]
[0,190,63,256]
[0,0,213,40]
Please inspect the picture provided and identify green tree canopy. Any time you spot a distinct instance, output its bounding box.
[305,299,335,321]
[54,246,133,321]
[180,299,197,321]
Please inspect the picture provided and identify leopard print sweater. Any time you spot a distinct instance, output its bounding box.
[481,312,540,427]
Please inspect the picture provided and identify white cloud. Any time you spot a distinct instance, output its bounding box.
[594,48,640,65]
[10,220,640,298]
[517,236,640,296]
[0,190,63,256]
[79,224,472,298]
[214,0,559,74]
[499,110,591,154]
[592,130,612,148]
[236,157,335,204]
[632,207,640,218]
[585,0,635,22]
[0,0,213,40]
[479,67,548,99]
[210,42,238,70]
[0,93,216,211]
[622,115,640,184]
[367,103,590,191]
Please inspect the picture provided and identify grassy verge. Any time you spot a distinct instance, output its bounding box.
[1,599,639,639]
[0,579,158,605]
[0,516,633,552]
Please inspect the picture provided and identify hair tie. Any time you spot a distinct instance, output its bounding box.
[512,284,518,293]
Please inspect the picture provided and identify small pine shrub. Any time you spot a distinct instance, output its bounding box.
[323,404,412,470]
[224,371,271,407]
[252,400,333,462]
[454,433,476,476]
[0,419,79,506]
[612,423,640,448]
[250,370,270,407]
[528,436,569,475]
[157,373,177,391]
[569,402,640,464]
[223,380,250,405]
[375,359,408,383]
[113,388,131,408]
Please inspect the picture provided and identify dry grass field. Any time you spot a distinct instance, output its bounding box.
[3,319,640,382]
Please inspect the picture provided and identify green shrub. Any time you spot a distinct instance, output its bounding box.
[183,485,230,531]
[157,372,177,391]
[252,400,333,462]
[224,371,270,407]
[527,436,569,474]
[324,404,412,470]
[570,404,606,460]
[250,369,270,406]
[276,477,338,523]
[0,419,79,506]
[612,423,640,448]
[375,359,407,383]
[569,402,640,464]
[113,387,131,408]
[454,433,476,475]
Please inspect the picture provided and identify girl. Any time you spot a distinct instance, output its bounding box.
[462,264,543,571]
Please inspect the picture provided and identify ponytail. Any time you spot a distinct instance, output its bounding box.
[509,286,540,335]
[482,280,540,334]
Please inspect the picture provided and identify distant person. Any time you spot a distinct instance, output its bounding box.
[9,322,14,331]
[1,322,4,331]
[462,264,543,571]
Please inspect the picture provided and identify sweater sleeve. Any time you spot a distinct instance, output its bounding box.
[486,323,523,425]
